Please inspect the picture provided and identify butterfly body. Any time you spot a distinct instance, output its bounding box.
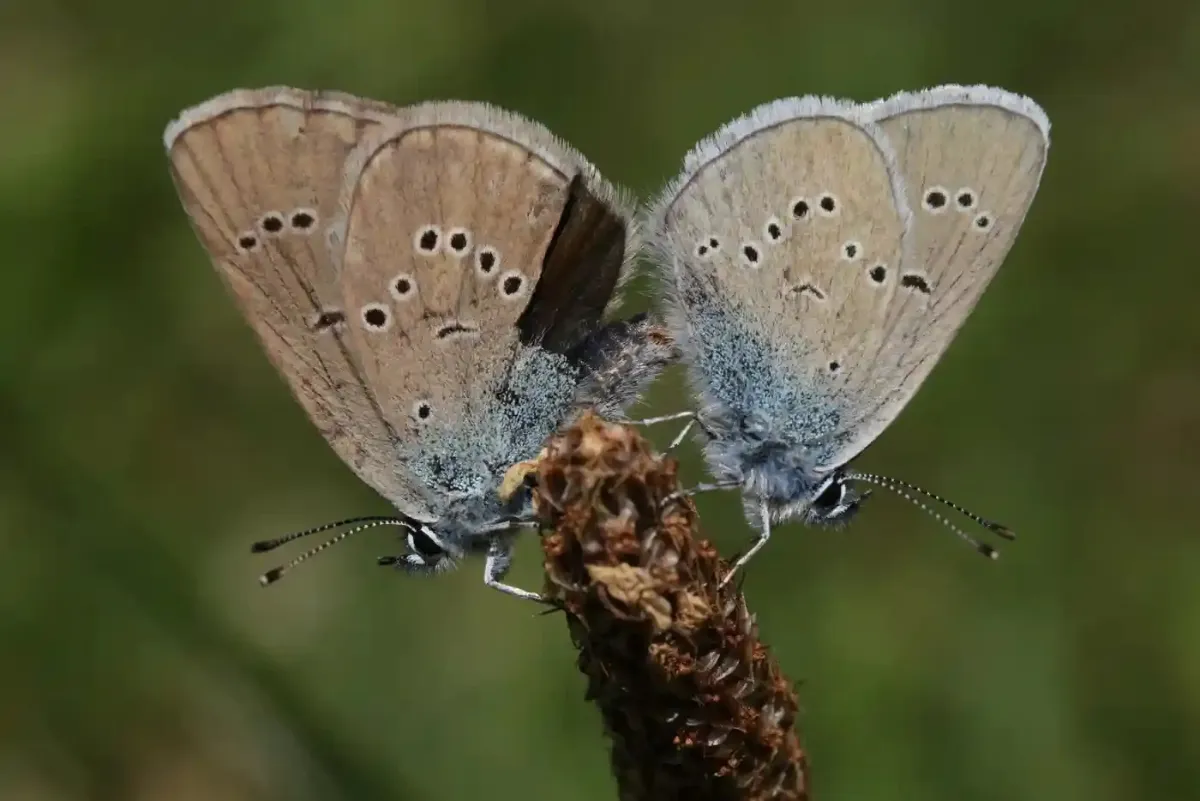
[392,321,665,558]
[687,318,870,530]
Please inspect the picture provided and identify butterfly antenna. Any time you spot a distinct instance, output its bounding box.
[848,472,1015,540]
[256,519,408,587]
[846,472,1003,559]
[250,516,400,553]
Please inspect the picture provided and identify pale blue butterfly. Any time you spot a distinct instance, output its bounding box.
[645,85,1050,583]
[164,87,675,600]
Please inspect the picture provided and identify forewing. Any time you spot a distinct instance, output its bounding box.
[651,96,910,454]
[813,85,1050,469]
[329,103,643,500]
[164,87,437,518]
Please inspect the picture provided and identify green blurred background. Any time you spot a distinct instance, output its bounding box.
[3,0,1198,799]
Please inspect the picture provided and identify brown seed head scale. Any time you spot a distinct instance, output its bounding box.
[535,412,810,801]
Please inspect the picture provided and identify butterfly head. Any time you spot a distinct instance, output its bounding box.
[799,469,870,528]
[400,523,452,567]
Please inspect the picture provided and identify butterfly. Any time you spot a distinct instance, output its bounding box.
[165,87,675,599]
[646,85,1049,582]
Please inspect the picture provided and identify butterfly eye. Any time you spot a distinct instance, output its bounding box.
[812,477,846,511]
[406,528,444,559]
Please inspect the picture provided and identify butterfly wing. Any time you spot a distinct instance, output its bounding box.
[164,87,438,519]
[329,103,642,503]
[810,85,1050,470]
[650,97,911,463]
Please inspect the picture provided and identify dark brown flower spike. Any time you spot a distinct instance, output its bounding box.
[535,412,810,801]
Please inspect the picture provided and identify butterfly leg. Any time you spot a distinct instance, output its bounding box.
[719,500,772,588]
[473,519,541,535]
[663,479,741,506]
[483,538,544,603]
[628,410,695,427]
[628,410,715,455]
[665,417,697,453]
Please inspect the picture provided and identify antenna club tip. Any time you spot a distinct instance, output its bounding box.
[259,568,283,586]
[989,524,1017,540]
[250,541,276,553]
[982,546,999,560]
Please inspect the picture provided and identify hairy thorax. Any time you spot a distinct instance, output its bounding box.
[698,408,864,530]
[702,424,825,505]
